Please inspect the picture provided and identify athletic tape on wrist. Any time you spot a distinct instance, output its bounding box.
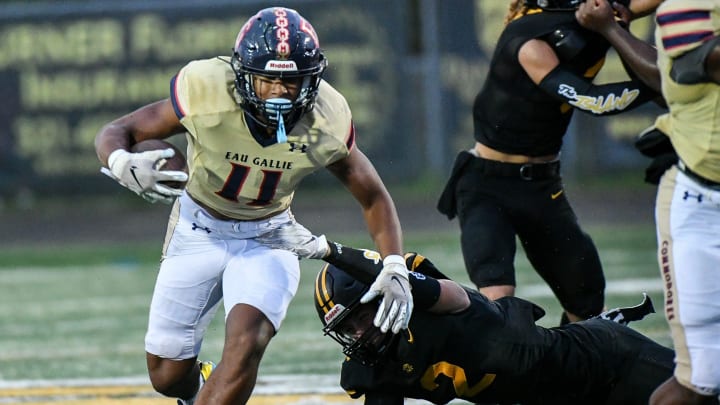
[107,149,128,170]
[382,254,405,267]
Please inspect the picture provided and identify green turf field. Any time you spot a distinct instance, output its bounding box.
[0,224,670,381]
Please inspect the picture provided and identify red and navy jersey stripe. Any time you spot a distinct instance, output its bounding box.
[346,122,356,151]
[170,74,186,119]
[657,9,713,51]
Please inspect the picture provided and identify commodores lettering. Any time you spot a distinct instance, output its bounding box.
[252,156,293,169]
[661,240,675,320]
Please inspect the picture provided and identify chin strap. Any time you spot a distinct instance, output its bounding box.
[265,98,292,143]
[276,110,287,143]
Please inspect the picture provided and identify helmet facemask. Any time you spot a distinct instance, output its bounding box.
[231,7,327,141]
[323,300,397,367]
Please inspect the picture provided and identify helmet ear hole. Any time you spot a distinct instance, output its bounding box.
[231,7,327,131]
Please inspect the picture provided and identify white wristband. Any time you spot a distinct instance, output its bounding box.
[383,254,405,267]
[107,149,128,170]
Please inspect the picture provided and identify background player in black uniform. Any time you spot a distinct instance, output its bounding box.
[313,240,673,405]
[437,0,661,324]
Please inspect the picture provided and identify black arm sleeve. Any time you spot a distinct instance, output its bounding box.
[324,241,442,309]
[538,65,657,115]
[323,241,382,285]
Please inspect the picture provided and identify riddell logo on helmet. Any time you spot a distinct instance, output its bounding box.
[324,303,346,324]
[265,60,298,71]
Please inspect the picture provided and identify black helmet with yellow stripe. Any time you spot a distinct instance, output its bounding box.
[314,261,397,366]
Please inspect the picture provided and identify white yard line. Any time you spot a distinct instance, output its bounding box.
[0,374,343,394]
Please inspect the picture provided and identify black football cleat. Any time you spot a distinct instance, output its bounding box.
[596,293,655,325]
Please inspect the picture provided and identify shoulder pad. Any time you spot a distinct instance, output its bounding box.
[545,25,587,61]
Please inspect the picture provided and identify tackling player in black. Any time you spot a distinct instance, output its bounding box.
[314,240,674,405]
[437,0,663,325]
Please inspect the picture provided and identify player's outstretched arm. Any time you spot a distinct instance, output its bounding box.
[327,147,412,334]
[575,0,660,92]
[321,241,470,315]
[255,221,330,259]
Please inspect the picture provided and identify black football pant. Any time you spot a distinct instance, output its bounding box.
[450,151,605,319]
[552,319,675,404]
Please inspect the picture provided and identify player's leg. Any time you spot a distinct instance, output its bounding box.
[532,225,604,323]
[195,304,275,405]
[195,242,300,404]
[144,243,224,399]
[652,167,720,403]
[455,169,518,299]
[458,200,517,299]
[144,250,224,399]
[650,377,719,405]
[145,356,215,405]
[144,197,226,401]
[145,356,199,399]
[517,177,605,322]
[600,320,674,403]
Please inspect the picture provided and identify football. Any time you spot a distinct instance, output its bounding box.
[130,139,188,189]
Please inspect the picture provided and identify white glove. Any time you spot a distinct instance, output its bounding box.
[255,221,329,259]
[361,255,413,334]
[101,148,188,204]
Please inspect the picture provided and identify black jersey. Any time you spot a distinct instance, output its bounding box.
[340,292,673,405]
[473,11,611,156]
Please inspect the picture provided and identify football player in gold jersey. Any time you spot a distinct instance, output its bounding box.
[576,0,720,403]
[94,7,412,405]
[651,1,720,403]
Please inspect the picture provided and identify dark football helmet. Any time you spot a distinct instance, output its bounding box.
[314,263,397,366]
[230,7,327,133]
[524,0,582,10]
